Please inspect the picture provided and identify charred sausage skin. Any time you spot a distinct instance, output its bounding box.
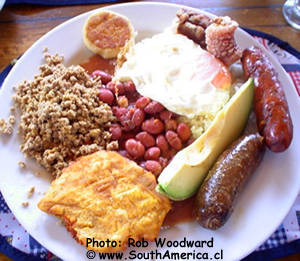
[242,46,293,152]
[194,133,265,230]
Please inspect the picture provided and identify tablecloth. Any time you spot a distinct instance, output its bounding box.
[0,27,299,261]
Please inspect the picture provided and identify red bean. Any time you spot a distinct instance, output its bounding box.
[98,88,114,105]
[165,119,178,131]
[92,70,112,84]
[136,96,151,109]
[177,122,191,141]
[144,101,165,114]
[132,108,145,127]
[145,147,161,160]
[110,124,122,140]
[166,130,182,150]
[159,110,173,121]
[106,81,116,93]
[120,109,135,131]
[142,118,164,134]
[124,80,136,93]
[119,132,136,149]
[117,96,129,108]
[125,139,145,159]
[159,157,168,168]
[115,81,125,95]
[162,148,177,159]
[113,107,128,119]
[136,131,155,148]
[156,135,169,153]
[145,160,162,176]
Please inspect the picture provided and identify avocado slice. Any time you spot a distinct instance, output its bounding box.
[157,78,254,200]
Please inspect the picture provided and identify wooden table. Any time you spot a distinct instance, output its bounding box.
[0,0,299,260]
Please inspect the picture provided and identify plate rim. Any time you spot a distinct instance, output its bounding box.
[0,2,299,261]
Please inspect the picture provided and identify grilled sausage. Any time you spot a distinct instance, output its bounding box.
[176,9,211,48]
[194,133,265,230]
[242,46,293,152]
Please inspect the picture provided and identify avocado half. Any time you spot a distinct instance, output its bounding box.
[157,78,254,200]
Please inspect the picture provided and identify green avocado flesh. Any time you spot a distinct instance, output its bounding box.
[157,78,254,200]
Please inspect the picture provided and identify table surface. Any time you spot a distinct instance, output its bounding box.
[0,0,299,260]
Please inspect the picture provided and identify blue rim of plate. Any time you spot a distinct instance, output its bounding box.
[242,27,300,60]
[0,27,299,261]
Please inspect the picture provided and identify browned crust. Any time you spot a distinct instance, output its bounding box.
[38,151,171,253]
[83,11,135,59]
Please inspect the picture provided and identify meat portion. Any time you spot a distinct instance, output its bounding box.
[13,52,116,177]
[176,9,241,66]
[176,8,211,48]
[242,46,293,152]
[194,133,265,230]
[205,16,242,66]
[38,150,171,252]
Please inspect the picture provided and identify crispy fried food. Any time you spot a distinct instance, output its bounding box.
[205,16,242,66]
[176,9,241,66]
[176,8,211,48]
[38,150,171,252]
[83,10,135,59]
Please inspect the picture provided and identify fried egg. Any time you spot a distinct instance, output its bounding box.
[116,32,231,118]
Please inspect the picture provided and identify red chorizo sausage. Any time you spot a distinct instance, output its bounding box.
[241,46,293,152]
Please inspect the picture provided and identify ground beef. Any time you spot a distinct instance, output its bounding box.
[13,51,116,177]
[0,118,14,134]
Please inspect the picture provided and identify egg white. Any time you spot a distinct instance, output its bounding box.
[116,32,230,118]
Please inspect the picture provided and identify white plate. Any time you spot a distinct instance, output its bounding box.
[0,0,5,11]
[0,2,299,261]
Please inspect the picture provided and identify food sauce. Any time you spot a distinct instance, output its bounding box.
[80,54,116,75]
[81,54,196,227]
[163,196,195,227]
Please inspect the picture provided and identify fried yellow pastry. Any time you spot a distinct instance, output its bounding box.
[38,150,171,252]
[83,10,135,59]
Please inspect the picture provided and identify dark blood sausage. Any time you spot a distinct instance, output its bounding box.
[242,46,293,152]
[194,133,265,230]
